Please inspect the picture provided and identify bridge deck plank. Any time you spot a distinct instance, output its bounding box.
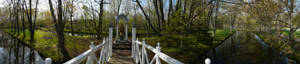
[108,56,135,64]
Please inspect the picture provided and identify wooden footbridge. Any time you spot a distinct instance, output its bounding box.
[44,23,211,64]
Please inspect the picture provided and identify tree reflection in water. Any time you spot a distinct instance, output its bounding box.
[0,30,44,64]
[203,31,289,64]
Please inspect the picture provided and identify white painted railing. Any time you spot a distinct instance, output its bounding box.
[64,38,112,64]
[64,23,113,64]
[45,23,113,64]
[44,23,209,64]
[131,23,184,64]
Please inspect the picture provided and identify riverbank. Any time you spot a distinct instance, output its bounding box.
[208,30,236,44]
[4,29,102,63]
[143,30,236,63]
[41,27,156,35]
[255,31,298,63]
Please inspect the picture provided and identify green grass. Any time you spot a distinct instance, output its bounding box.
[280,30,300,39]
[208,30,236,41]
[4,29,102,63]
[234,29,256,31]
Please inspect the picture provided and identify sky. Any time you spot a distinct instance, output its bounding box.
[0,0,174,19]
[0,0,170,13]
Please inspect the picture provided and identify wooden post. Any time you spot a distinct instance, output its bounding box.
[156,43,161,64]
[109,22,113,57]
[86,41,95,64]
[45,58,52,64]
[132,23,136,58]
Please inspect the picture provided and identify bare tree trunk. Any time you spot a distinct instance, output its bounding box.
[213,0,219,38]
[48,0,72,62]
[21,0,25,39]
[159,0,165,31]
[70,0,74,36]
[168,0,172,27]
[153,0,161,32]
[98,0,104,39]
[135,0,161,37]
[16,1,20,37]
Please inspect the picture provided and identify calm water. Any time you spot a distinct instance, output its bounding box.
[0,30,44,64]
[203,31,289,64]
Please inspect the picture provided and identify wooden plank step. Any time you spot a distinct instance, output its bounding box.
[108,56,135,64]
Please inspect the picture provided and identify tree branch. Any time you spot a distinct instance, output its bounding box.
[187,1,212,25]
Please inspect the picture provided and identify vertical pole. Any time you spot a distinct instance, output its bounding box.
[156,43,161,64]
[141,38,145,64]
[106,37,109,63]
[109,22,113,57]
[132,23,136,58]
[125,22,128,40]
[45,58,52,64]
[87,41,95,64]
[116,22,119,41]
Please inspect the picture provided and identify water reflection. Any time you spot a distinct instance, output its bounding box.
[0,30,44,64]
[203,31,289,64]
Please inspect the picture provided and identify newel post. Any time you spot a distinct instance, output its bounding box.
[205,58,211,64]
[86,41,95,64]
[132,23,136,58]
[45,58,52,64]
[156,43,161,64]
[109,22,113,57]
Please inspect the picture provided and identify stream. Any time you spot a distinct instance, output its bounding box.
[203,31,290,64]
[0,30,44,64]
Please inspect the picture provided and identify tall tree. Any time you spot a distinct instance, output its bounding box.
[48,0,72,62]
[134,0,161,36]
[281,0,298,42]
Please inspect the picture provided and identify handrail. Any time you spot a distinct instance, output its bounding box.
[133,39,184,64]
[64,39,111,64]
[45,22,114,64]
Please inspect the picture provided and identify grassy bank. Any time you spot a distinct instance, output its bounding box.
[280,30,300,39]
[208,30,236,41]
[4,29,102,63]
[41,28,156,35]
[143,30,235,63]
[255,31,298,62]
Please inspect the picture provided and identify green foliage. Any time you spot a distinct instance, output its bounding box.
[157,10,214,63]
[292,13,300,26]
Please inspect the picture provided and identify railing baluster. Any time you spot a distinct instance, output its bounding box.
[99,38,105,64]
[141,39,145,64]
[149,55,156,64]
[106,37,109,63]
[86,41,95,64]
[143,39,150,64]
[156,43,161,64]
